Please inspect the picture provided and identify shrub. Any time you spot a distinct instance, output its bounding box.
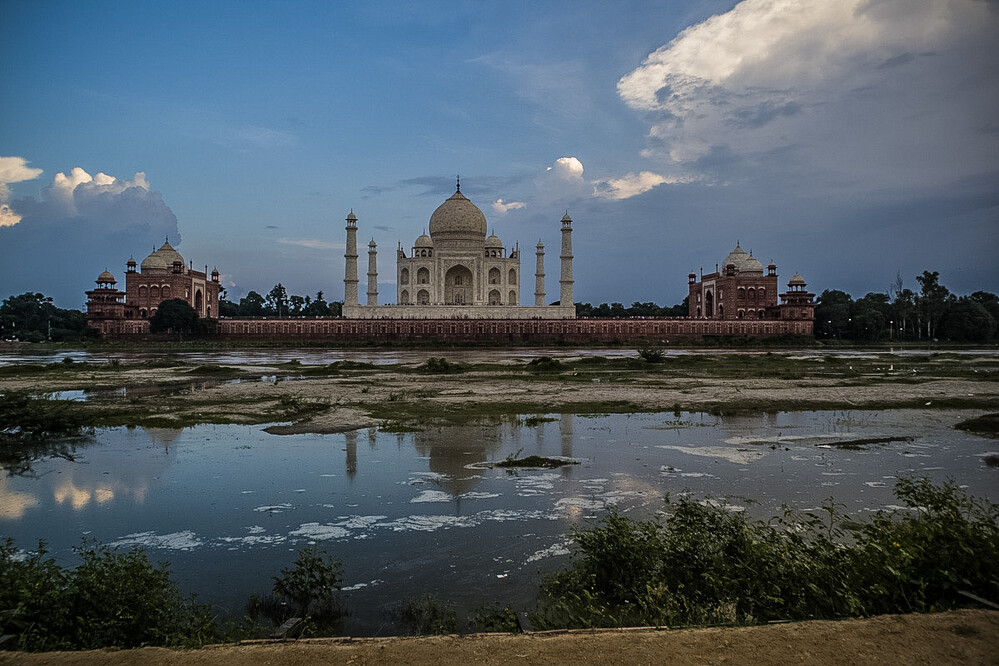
[398,594,457,635]
[638,347,666,363]
[271,547,345,620]
[469,603,519,633]
[527,356,563,372]
[532,479,999,630]
[0,539,218,651]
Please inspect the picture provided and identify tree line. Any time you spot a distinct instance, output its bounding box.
[815,271,998,342]
[575,299,688,318]
[218,284,343,318]
[0,293,90,342]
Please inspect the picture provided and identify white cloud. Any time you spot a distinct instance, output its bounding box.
[593,171,698,201]
[48,168,152,216]
[617,0,999,192]
[547,156,584,181]
[0,156,43,203]
[492,198,526,215]
[277,238,345,251]
[1,167,180,305]
[0,204,21,228]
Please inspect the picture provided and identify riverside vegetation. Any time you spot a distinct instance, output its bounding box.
[1,479,996,650]
[2,351,998,649]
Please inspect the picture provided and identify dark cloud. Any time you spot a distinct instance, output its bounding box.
[0,170,180,307]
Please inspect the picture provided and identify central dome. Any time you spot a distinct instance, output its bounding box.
[428,189,487,241]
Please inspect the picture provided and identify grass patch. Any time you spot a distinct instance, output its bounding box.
[417,357,466,374]
[524,415,559,427]
[955,413,999,438]
[496,454,578,469]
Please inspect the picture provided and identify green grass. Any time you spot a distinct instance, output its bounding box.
[955,413,999,438]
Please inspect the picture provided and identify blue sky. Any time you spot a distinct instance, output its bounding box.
[2,0,996,309]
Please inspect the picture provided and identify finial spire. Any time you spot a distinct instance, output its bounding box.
[456,175,461,192]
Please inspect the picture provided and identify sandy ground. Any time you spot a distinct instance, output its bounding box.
[2,610,996,665]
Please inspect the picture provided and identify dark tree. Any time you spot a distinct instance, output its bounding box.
[0,292,89,342]
[218,299,240,317]
[238,291,267,316]
[916,271,953,339]
[149,299,199,334]
[266,284,288,318]
[938,297,996,342]
[814,290,853,339]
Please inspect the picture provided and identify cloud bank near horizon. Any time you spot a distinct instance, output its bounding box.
[0,162,181,306]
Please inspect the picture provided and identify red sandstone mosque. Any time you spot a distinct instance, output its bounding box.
[85,186,814,341]
[86,240,221,336]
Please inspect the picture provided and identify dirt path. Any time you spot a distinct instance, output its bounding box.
[2,610,996,665]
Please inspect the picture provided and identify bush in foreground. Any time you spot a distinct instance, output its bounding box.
[0,540,218,651]
[532,478,999,629]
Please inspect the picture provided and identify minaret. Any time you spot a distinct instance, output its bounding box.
[535,239,546,307]
[367,239,378,306]
[344,211,359,308]
[559,212,574,308]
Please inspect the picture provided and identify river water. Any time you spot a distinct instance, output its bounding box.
[1,408,995,635]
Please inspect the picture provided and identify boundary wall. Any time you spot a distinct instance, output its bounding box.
[89,317,812,342]
[219,317,810,342]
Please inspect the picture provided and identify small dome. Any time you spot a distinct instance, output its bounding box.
[561,212,572,223]
[126,256,136,266]
[536,239,545,249]
[97,270,116,284]
[369,239,377,248]
[722,243,750,270]
[428,188,487,241]
[789,274,806,286]
[741,256,764,274]
[156,240,184,266]
[346,211,357,221]
[142,240,184,271]
[140,250,167,271]
[414,232,433,248]
[485,232,503,248]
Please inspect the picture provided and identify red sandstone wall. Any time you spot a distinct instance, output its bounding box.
[213,317,814,343]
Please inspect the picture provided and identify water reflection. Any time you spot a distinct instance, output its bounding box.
[0,410,994,636]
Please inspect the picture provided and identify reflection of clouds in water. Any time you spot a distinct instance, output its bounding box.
[657,444,765,465]
[53,479,116,510]
[0,477,38,520]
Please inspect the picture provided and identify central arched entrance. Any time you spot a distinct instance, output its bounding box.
[444,265,473,305]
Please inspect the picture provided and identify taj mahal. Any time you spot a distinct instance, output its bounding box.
[84,176,815,341]
[342,179,576,319]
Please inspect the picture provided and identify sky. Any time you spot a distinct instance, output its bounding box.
[2,0,997,309]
